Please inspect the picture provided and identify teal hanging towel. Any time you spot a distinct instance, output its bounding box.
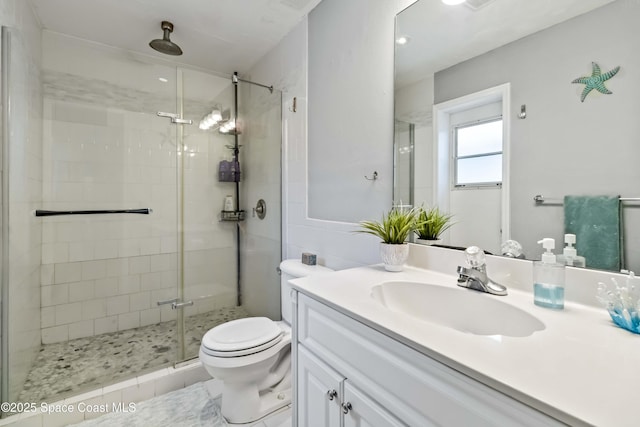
[564,195,621,271]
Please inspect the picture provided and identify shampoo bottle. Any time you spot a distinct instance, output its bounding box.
[557,234,586,268]
[223,195,234,212]
[533,238,565,309]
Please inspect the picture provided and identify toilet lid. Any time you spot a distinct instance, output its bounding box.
[202,317,283,356]
[201,334,283,358]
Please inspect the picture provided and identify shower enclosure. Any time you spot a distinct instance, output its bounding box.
[0,26,282,413]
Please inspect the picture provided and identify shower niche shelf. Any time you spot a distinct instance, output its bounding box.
[220,210,246,222]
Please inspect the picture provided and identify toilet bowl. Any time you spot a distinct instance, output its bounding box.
[199,259,333,424]
[199,318,292,424]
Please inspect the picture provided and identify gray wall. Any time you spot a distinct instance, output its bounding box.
[434,0,640,269]
[307,0,395,223]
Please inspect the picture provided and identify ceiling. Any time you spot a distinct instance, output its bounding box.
[29,0,617,88]
[395,0,616,88]
[28,0,323,75]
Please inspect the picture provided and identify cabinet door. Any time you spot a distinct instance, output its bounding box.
[343,382,408,427]
[298,346,343,427]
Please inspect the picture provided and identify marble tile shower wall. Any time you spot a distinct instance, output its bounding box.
[40,100,179,344]
[38,35,239,344]
[40,98,238,344]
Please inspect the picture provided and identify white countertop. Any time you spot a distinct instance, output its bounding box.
[291,263,639,427]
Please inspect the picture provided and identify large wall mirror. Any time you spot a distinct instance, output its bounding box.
[394,0,640,272]
[307,0,395,224]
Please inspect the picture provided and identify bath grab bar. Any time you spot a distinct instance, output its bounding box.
[35,208,152,217]
[534,195,640,205]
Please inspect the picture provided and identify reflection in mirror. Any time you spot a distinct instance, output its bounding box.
[394,0,640,272]
[307,0,394,223]
[432,85,508,255]
[393,120,414,208]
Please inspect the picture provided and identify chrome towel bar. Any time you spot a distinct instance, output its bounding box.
[534,195,640,205]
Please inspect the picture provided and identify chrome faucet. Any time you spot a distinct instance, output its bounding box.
[457,246,507,296]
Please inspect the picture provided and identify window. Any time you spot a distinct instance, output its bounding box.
[453,118,503,187]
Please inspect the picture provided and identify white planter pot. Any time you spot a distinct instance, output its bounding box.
[415,238,442,246]
[380,243,409,272]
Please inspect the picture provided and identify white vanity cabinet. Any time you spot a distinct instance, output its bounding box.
[298,345,404,426]
[297,346,342,427]
[293,292,563,427]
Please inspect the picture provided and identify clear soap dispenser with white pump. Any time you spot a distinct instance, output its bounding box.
[533,238,565,309]
[557,233,586,268]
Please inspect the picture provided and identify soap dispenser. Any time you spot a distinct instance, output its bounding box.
[533,238,565,309]
[557,234,586,268]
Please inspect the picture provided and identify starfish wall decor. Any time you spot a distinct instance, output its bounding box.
[571,62,620,102]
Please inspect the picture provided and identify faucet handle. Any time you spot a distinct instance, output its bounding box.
[465,246,486,269]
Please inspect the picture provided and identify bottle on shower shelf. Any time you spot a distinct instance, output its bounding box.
[230,157,241,182]
[223,195,234,212]
[218,153,240,182]
[219,157,231,182]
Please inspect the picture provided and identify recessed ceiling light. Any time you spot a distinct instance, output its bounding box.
[158,77,168,83]
[396,36,409,45]
[442,0,466,5]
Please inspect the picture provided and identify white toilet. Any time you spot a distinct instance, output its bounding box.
[199,259,333,424]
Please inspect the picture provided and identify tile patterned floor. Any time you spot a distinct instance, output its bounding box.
[68,381,291,427]
[69,382,226,427]
[18,306,249,404]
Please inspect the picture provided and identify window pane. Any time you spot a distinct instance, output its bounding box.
[457,120,502,157]
[456,154,502,185]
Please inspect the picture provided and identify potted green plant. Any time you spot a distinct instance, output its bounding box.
[414,206,454,245]
[357,206,421,271]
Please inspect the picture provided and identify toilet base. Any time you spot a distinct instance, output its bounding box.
[221,371,292,424]
[206,378,291,425]
[224,404,291,427]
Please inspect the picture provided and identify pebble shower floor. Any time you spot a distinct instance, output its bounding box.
[17,306,249,404]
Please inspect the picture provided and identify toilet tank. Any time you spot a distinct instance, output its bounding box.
[279,259,333,324]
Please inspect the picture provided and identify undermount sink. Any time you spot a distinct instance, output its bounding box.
[371,281,545,337]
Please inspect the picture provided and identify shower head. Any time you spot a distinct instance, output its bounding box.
[149,21,183,56]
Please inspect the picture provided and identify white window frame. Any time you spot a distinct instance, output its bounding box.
[452,116,503,189]
[432,83,511,243]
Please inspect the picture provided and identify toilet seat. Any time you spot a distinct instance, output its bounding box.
[201,317,283,358]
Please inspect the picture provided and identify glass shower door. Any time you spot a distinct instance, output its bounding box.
[8,28,184,404]
[178,69,245,361]
[237,81,282,321]
[177,70,282,362]
[1,24,43,406]
[37,51,182,392]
